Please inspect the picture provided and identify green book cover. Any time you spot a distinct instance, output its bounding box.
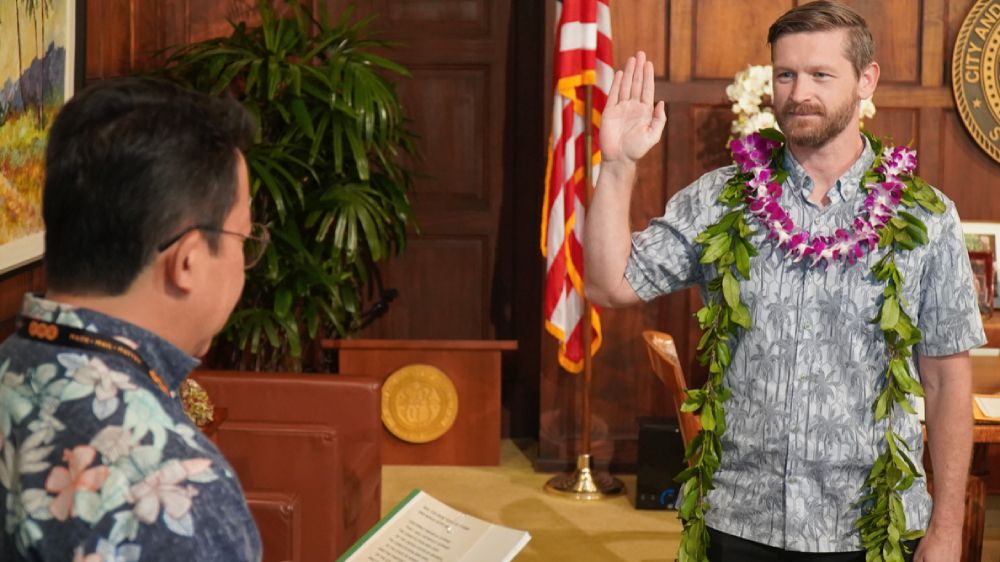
[336,488,422,562]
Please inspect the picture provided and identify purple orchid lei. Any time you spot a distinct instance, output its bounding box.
[730,132,918,267]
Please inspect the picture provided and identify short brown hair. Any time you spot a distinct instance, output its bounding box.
[767,0,874,77]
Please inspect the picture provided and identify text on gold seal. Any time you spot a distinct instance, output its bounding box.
[381,364,458,444]
[952,0,1000,165]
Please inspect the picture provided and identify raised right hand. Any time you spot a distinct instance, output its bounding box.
[600,51,666,165]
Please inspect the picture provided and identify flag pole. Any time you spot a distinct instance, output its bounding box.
[544,83,624,500]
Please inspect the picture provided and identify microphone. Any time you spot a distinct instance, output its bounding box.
[356,288,398,330]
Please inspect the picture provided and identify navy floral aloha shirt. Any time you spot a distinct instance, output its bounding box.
[0,294,261,561]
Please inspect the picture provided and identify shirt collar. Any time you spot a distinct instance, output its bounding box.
[782,135,876,205]
[20,293,200,394]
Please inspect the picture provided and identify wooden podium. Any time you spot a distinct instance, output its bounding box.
[322,339,517,466]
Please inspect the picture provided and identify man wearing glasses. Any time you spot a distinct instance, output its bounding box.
[0,78,266,561]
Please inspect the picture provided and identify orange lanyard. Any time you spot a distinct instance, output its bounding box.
[17,316,172,397]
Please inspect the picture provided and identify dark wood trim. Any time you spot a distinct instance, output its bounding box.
[321,338,517,351]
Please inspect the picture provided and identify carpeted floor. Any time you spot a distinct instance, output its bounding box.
[382,440,681,561]
[382,440,1000,561]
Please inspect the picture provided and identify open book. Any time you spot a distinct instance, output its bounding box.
[974,395,1000,421]
[337,489,531,562]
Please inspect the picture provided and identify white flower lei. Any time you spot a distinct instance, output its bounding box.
[726,64,877,137]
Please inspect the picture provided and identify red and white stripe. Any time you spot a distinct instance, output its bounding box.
[541,0,612,373]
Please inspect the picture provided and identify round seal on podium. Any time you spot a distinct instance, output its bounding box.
[381,364,459,443]
[952,0,1000,165]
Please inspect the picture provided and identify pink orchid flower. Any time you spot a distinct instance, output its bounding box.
[72,550,102,562]
[45,446,110,521]
[125,459,212,524]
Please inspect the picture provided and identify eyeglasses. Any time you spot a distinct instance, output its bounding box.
[157,222,270,269]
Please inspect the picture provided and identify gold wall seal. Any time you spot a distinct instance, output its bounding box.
[381,364,458,443]
[952,0,1000,165]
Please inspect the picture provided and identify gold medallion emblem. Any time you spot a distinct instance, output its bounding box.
[952,0,1000,165]
[381,364,458,443]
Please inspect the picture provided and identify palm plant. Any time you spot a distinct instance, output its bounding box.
[155,0,416,371]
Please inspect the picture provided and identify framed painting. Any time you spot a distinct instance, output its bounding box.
[969,251,994,317]
[963,221,1000,309]
[0,0,86,274]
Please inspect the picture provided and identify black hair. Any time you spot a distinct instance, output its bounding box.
[43,77,255,295]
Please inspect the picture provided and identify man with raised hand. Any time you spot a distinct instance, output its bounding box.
[585,2,982,560]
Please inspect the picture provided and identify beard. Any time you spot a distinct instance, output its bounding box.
[776,95,858,148]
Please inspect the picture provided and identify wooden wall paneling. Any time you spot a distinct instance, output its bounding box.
[843,0,922,84]
[396,66,489,205]
[591,305,667,461]
[630,125,670,232]
[609,0,667,74]
[85,1,385,81]
[668,0,692,82]
[365,8,507,340]
[132,0,255,74]
[359,237,488,340]
[920,0,947,86]
[0,264,45,340]
[691,105,735,175]
[373,0,489,37]
[318,0,376,20]
[692,0,791,80]
[103,0,134,76]
[186,0,260,43]
[132,1,167,73]
[362,0,527,437]
[866,107,920,148]
[664,102,694,218]
[872,84,953,107]
[85,0,131,79]
[947,0,981,81]
[917,108,944,188]
[941,110,1000,220]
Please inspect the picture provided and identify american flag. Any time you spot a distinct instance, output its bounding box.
[541,0,612,373]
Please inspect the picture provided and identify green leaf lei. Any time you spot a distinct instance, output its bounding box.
[676,130,946,562]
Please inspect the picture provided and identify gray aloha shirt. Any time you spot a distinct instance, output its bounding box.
[624,137,985,552]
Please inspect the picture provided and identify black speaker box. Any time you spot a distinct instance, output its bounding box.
[635,416,687,510]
